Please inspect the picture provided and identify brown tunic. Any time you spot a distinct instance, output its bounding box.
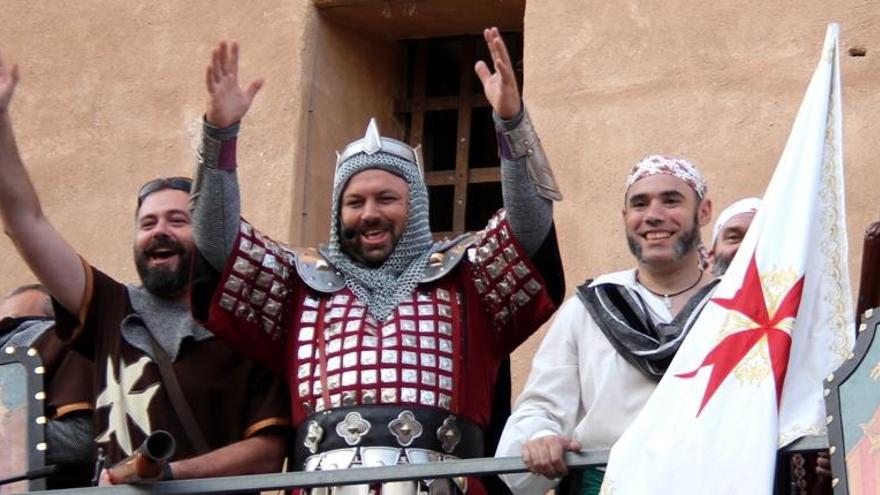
[54,263,290,464]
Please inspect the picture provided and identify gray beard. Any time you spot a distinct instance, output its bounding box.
[711,253,733,277]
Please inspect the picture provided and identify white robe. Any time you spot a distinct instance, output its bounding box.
[495,269,675,495]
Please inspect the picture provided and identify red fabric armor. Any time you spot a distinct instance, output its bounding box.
[200,210,559,493]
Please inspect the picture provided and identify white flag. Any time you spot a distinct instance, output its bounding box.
[601,24,854,494]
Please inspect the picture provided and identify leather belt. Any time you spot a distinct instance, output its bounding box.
[293,405,484,470]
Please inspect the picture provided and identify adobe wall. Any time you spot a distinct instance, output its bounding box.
[1,1,877,401]
[511,0,880,394]
[0,1,315,292]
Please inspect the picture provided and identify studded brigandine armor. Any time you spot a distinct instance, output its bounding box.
[202,209,558,494]
[196,114,561,495]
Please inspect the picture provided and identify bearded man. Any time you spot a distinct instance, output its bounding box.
[707,197,761,277]
[0,50,289,485]
[190,28,564,495]
[496,155,717,495]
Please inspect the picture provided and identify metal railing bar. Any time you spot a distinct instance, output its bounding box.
[28,435,826,495]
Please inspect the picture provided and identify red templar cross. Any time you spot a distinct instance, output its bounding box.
[676,254,805,416]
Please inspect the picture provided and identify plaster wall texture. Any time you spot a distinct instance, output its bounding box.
[0,1,314,294]
[1,1,878,404]
[293,17,403,247]
[509,0,880,395]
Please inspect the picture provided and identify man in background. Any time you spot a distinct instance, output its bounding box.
[0,284,94,488]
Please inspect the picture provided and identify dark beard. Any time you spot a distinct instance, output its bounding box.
[627,211,701,263]
[134,237,192,298]
[339,218,399,268]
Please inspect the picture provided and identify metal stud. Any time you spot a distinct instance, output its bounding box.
[525,279,543,295]
[233,256,257,277]
[436,288,451,302]
[361,350,377,366]
[297,344,314,360]
[439,375,453,391]
[362,370,377,385]
[381,368,398,383]
[438,322,452,336]
[421,371,436,386]
[381,350,398,364]
[420,353,437,368]
[298,326,315,342]
[402,369,418,383]
[224,275,244,294]
[342,370,357,386]
[513,290,531,307]
[381,388,398,403]
[439,357,453,372]
[304,421,324,454]
[420,390,436,406]
[401,388,417,403]
[327,356,341,372]
[218,294,236,311]
[402,352,418,365]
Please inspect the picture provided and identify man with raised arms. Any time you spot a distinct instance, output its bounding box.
[190,28,565,494]
[0,50,289,485]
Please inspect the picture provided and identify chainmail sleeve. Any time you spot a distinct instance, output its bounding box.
[191,120,242,272]
[495,105,561,257]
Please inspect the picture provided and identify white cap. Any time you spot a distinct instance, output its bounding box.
[711,197,761,246]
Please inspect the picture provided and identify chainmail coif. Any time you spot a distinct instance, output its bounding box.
[323,151,436,322]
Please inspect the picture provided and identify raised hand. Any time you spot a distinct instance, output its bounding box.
[0,50,20,113]
[205,41,264,128]
[474,27,521,120]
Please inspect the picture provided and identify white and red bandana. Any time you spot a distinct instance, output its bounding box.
[624,154,707,199]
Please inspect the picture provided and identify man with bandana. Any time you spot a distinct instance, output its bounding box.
[190,28,564,495]
[496,155,717,495]
[0,50,289,485]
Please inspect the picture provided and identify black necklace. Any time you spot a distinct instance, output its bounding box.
[636,270,704,309]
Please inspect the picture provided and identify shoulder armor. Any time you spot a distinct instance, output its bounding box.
[420,231,482,284]
[290,245,346,293]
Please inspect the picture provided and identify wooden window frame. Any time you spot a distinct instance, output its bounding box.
[395,34,522,237]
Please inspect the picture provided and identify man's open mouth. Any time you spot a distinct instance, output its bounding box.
[644,231,672,240]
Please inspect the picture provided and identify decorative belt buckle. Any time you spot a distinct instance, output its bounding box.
[304,420,324,454]
[436,416,461,454]
[336,411,371,446]
[389,410,424,447]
